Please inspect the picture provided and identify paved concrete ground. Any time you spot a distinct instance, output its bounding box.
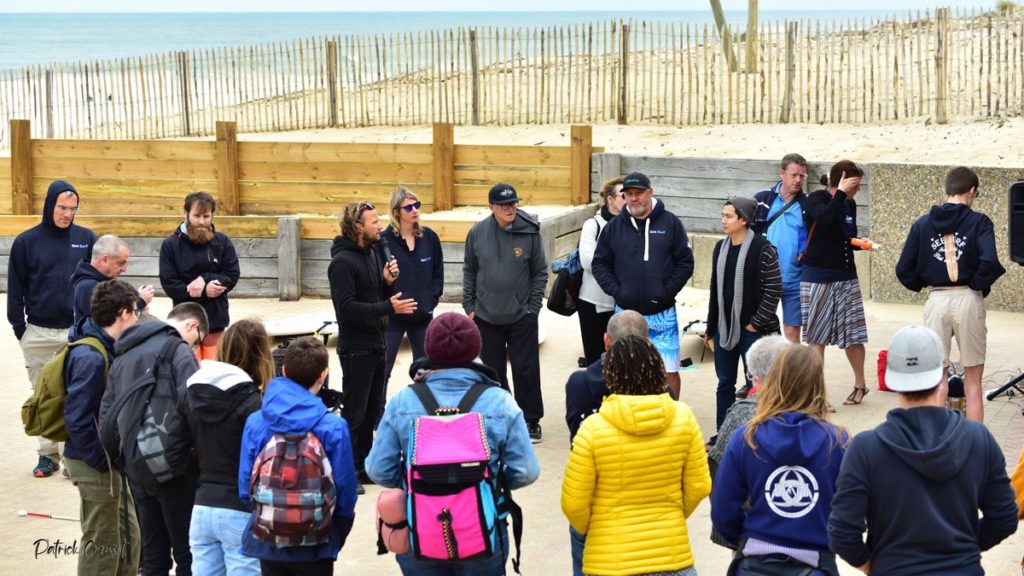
[2,289,1022,575]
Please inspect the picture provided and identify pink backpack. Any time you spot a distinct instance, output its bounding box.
[401,382,522,570]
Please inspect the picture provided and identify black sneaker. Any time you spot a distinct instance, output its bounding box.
[33,455,59,478]
[527,422,542,444]
[735,384,752,399]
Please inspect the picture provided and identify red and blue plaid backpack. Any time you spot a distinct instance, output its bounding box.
[249,431,337,547]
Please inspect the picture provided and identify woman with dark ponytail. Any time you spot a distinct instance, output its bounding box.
[800,160,874,406]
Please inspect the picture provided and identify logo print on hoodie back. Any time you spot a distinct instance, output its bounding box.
[764,465,819,519]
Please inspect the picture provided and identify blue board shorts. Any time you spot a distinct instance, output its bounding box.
[617,305,680,373]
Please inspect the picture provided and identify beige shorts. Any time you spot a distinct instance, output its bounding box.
[923,288,987,367]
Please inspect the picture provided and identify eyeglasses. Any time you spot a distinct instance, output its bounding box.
[193,325,206,350]
[133,309,141,318]
[494,202,519,210]
[55,204,79,214]
[401,201,422,213]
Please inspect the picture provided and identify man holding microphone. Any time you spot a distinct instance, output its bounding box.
[328,201,416,494]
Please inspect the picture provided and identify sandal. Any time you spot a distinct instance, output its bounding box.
[843,386,869,405]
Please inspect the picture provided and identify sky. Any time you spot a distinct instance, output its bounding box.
[0,1,995,12]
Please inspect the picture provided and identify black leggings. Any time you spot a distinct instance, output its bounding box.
[577,299,614,365]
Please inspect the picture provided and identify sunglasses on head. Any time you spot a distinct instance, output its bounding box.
[356,201,375,220]
[401,201,422,213]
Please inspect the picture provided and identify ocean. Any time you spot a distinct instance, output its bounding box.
[0,10,923,72]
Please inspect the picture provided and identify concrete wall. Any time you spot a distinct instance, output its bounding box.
[591,153,872,236]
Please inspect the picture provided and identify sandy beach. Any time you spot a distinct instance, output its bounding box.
[240,116,1024,168]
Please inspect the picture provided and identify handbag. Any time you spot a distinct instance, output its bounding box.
[547,249,583,317]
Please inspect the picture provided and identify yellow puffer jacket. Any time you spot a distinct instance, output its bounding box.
[561,393,712,576]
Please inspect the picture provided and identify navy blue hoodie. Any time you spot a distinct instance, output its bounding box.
[70,259,147,324]
[829,407,1018,575]
[378,226,444,327]
[591,198,694,316]
[895,203,1005,297]
[7,181,96,339]
[158,222,240,333]
[564,356,609,443]
[63,316,116,472]
[711,412,847,553]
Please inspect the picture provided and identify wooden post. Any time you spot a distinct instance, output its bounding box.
[746,0,759,72]
[935,8,949,124]
[10,119,32,215]
[326,40,339,127]
[177,51,192,136]
[780,22,797,123]
[570,125,592,205]
[618,24,629,125]
[469,29,480,126]
[44,69,54,139]
[215,121,239,215]
[277,217,302,301]
[432,122,455,211]
[709,0,739,72]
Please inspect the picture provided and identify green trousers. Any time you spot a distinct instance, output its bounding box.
[64,457,141,576]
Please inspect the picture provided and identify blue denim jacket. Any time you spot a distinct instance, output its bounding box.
[365,367,540,490]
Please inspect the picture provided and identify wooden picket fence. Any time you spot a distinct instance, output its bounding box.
[1,8,1022,148]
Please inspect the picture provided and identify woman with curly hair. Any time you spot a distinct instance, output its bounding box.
[561,336,711,576]
[711,344,848,575]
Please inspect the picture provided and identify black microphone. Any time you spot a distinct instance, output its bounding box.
[381,238,398,279]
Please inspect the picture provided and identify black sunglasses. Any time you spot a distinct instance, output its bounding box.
[401,201,422,213]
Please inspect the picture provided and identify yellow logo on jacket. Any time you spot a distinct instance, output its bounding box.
[514,247,523,257]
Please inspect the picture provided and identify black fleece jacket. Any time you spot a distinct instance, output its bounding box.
[158,223,240,333]
[328,236,393,352]
[895,203,1005,297]
[7,181,96,338]
[829,407,1018,575]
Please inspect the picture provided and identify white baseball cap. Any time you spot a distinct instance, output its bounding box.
[885,325,945,392]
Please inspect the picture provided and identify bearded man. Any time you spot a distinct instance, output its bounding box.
[159,191,240,359]
[328,201,416,494]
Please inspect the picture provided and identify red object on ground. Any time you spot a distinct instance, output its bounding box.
[877,350,891,392]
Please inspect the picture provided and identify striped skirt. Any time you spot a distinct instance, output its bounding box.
[800,279,868,348]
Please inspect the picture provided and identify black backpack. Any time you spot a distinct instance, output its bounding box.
[100,334,186,492]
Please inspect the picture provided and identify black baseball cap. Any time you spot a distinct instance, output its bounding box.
[622,172,652,190]
[488,183,520,205]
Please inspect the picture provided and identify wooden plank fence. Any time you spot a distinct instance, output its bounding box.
[1,9,1022,149]
[3,120,597,217]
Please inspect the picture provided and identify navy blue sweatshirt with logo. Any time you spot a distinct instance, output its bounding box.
[7,181,96,339]
[895,203,1005,297]
[591,198,694,316]
[378,226,444,327]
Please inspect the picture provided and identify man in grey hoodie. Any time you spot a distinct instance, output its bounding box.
[463,183,548,442]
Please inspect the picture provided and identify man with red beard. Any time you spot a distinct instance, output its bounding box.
[159,191,240,359]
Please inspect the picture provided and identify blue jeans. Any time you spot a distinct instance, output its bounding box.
[714,330,761,430]
[396,520,510,575]
[188,505,260,576]
[570,526,585,576]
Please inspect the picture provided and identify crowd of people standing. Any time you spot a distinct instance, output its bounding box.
[6,151,1022,576]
